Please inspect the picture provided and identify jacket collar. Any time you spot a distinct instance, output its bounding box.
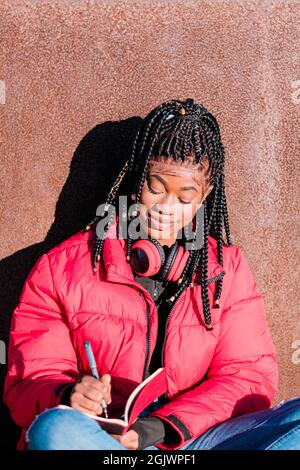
[98,217,225,285]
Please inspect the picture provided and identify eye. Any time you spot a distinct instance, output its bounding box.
[147,183,192,203]
[146,183,162,195]
[179,199,192,205]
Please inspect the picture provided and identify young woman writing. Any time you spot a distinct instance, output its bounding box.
[4,98,300,450]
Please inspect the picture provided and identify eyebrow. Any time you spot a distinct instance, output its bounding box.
[148,173,198,192]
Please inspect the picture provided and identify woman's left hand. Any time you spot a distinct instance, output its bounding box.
[110,429,139,450]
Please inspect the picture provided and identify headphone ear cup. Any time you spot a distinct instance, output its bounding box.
[130,238,165,277]
[167,245,190,282]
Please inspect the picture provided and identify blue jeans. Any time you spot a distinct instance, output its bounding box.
[26,396,300,450]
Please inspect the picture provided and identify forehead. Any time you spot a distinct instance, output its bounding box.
[147,154,211,184]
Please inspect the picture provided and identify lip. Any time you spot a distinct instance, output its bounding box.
[147,218,176,232]
[147,213,177,225]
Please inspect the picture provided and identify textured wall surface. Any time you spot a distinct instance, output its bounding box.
[0,0,299,449]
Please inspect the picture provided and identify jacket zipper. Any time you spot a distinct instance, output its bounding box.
[141,294,151,381]
[160,270,225,368]
[160,292,184,369]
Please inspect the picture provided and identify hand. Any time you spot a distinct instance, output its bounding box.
[70,374,112,416]
[110,429,139,450]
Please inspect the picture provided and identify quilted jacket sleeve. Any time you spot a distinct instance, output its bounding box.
[150,247,279,450]
[3,253,80,429]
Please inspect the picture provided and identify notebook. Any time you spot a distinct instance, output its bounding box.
[57,367,167,435]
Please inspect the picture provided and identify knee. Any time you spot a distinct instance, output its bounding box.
[26,407,86,449]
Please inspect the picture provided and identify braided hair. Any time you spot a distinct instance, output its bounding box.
[84,98,232,330]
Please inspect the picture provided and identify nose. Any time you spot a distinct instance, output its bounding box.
[154,194,178,214]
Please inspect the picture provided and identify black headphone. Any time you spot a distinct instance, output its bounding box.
[129,237,190,282]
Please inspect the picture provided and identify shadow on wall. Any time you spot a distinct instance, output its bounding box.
[0,116,143,450]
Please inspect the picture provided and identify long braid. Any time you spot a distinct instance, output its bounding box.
[84,160,129,273]
[200,200,213,329]
[213,183,225,307]
[207,187,218,233]
[221,173,232,245]
[165,204,202,306]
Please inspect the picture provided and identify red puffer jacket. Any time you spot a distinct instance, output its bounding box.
[4,219,278,450]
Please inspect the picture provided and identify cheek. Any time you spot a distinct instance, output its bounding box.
[139,190,152,212]
[139,191,155,222]
[178,206,198,227]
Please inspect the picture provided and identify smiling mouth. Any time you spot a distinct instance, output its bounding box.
[146,218,177,231]
[147,213,176,224]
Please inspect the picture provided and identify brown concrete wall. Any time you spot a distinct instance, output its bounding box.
[0,0,299,449]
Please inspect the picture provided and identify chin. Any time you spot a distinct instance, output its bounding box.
[146,227,178,240]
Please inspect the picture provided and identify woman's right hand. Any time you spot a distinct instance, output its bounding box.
[70,374,112,416]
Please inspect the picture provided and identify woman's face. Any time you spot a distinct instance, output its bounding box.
[136,154,214,247]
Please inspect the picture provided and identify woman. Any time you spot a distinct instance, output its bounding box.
[4,98,300,450]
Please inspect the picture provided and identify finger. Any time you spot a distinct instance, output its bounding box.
[76,375,112,403]
[71,401,98,416]
[77,383,106,403]
[100,374,112,403]
[77,378,108,400]
[120,432,139,450]
[124,430,139,442]
[80,375,104,390]
[71,391,102,415]
[96,382,111,404]
[100,374,111,387]
[82,375,111,398]
[102,386,112,404]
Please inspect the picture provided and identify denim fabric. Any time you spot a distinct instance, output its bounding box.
[26,396,300,450]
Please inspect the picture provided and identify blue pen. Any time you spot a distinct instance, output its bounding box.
[84,341,109,418]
